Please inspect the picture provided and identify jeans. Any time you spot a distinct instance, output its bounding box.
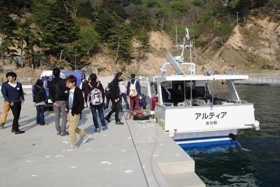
[90,104,106,129]
[119,93,129,110]
[36,105,46,125]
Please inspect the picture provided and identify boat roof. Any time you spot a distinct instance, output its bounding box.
[156,74,249,82]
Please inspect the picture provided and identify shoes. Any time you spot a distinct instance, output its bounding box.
[102,126,108,131]
[11,129,16,132]
[95,128,101,133]
[14,130,25,134]
[83,134,91,144]
[105,116,110,123]
[67,145,78,151]
[60,131,69,136]
[115,121,124,125]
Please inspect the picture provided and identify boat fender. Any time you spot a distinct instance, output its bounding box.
[228,133,237,141]
[253,120,260,131]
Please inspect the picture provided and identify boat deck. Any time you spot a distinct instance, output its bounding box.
[0,90,205,187]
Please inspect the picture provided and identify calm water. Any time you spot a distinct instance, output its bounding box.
[184,85,280,187]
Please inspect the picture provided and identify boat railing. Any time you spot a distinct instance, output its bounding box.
[160,61,196,76]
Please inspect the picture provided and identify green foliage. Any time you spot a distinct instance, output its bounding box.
[40,0,79,56]
[95,11,120,40]
[125,4,152,30]
[0,0,275,69]
[77,26,100,55]
[108,23,133,62]
[31,1,52,27]
[0,1,17,35]
[191,0,204,7]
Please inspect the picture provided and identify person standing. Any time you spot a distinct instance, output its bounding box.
[104,82,112,110]
[33,79,47,126]
[49,68,68,136]
[79,77,88,108]
[1,72,25,134]
[84,73,108,132]
[118,79,129,112]
[127,73,141,113]
[65,75,91,151]
[105,72,124,125]
[0,73,11,129]
[150,82,158,111]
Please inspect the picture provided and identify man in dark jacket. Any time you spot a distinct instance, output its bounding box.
[105,72,124,125]
[65,75,91,151]
[49,68,68,136]
[1,72,25,134]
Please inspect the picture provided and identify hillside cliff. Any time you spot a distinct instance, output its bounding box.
[91,13,280,77]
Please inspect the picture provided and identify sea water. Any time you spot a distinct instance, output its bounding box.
[184,84,280,187]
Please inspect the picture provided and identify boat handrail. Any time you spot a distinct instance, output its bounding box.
[159,61,196,76]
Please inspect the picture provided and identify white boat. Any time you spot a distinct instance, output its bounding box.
[140,28,260,148]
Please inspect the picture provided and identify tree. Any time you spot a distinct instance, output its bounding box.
[135,28,150,61]
[108,23,133,64]
[40,0,79,59]
[77,26,100,55]
[95,10,120,40]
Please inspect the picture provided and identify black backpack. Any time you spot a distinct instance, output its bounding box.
[33,86,45,102]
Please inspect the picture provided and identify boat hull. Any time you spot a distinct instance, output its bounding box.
[155,104,256,147]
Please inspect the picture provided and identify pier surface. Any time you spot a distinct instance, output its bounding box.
[0,90,204,187]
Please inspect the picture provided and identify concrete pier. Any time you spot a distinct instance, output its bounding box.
[0,91,205,187]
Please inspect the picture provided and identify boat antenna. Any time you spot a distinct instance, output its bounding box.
[176,25,178,46]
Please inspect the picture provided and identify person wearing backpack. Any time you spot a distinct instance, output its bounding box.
[49,68,69,136]
[127,73,141,114]
[84,73,107,132]
[105,72,124,125]
[118,79,129,112]
[33,79,47,126]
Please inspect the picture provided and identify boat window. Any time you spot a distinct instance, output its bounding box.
[195,87,205,98]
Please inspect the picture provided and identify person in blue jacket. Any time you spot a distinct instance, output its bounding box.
[1,72,25,134]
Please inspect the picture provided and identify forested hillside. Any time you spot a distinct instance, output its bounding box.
[0,0,279,76]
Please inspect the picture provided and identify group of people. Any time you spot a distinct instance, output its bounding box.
[0,68,146,151]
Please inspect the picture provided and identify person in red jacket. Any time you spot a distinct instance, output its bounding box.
[84,73,107,132]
